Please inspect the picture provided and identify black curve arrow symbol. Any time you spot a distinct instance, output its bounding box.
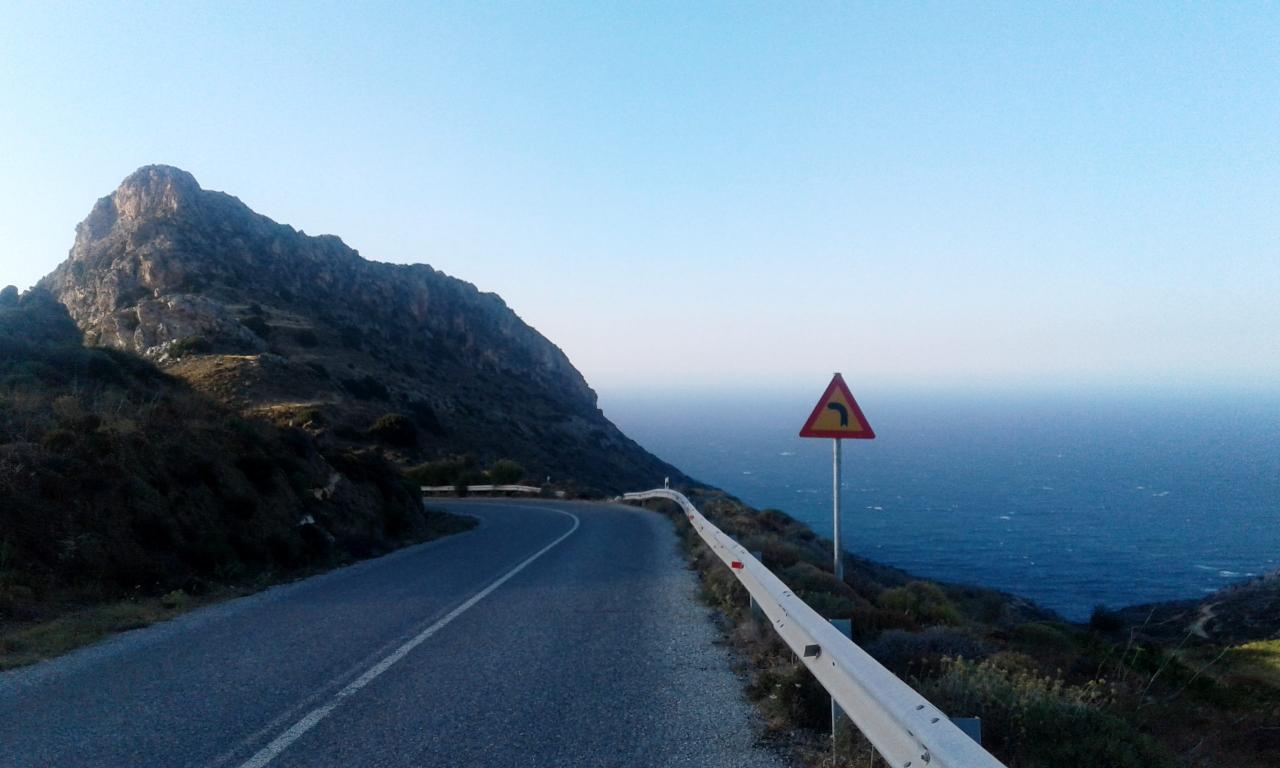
[826,403,849,427]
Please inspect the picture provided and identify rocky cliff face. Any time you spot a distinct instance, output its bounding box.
[42,165,683,493]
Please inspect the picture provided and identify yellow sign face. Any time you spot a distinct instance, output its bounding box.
[799,373,875,439]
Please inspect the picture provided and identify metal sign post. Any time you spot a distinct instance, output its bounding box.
[799,372,874,584]
[799,373,875,758]
[832,437,843,581]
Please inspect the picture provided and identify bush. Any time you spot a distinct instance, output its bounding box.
[866,627,990,674]
[1013,621,1076,652]
[168,336,212,358]
[84,353,125,384]
[779,560,848,596]
[240,316,270,339]
[878,581,963,626]
[921,657,1175,767]
[747,660,830,731]
[342,376,388,401]
[159,590,188,609]
[41,429,76,452]
[292,329,319,347]
[367,413,417,447]
[741,536,807,570]
[406,456,475,486]
[406,400,445,435]
[487,459,525,485]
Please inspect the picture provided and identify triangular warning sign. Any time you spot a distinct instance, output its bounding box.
[799,373,875,439]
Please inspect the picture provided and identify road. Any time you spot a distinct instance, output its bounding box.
[0,500,783,768]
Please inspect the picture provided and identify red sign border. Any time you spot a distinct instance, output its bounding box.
[799,373,875,439]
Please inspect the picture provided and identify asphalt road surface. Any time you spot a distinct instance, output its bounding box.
[0,500,784,768]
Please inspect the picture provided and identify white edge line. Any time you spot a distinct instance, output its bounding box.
[236,509,581,768]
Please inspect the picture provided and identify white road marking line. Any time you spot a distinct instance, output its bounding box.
[236,509,581,768]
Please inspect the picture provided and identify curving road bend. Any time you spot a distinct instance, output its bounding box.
[0,500,782,768]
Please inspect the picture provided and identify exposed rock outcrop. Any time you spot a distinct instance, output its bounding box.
[42,165,684,492]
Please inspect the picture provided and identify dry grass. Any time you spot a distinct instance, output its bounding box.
[1198,639,1280,691]
[0,596,202,670]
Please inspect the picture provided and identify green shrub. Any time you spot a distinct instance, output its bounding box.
[342,375,388,401]
[453,470,488,495]
[741,536,807,570]
[1012,621,1076,652]
[921,657,1175,767]
[878,581,963,625]
[84,353,125,384]
[406,456,475,486]
[866,627,990,674]
[292,328,319,347]
[296,408,326,428]
[240,316,270,338]
[169,336,212,358]
[746,660,830,731]
[779,561,848,596]
[487,459,525,485]
[367,413,417,447]
[802,591,861,620]
[406,400,445,434]
[41,429,76,452]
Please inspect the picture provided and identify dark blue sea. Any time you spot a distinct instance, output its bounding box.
[602,390,1280,620]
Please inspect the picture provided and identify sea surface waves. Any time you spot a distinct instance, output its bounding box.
[604,390,1280,620]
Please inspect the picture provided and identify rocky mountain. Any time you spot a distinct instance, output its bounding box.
[41,166,685,493]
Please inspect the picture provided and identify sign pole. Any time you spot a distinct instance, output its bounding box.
[832,437,843,582]
[800,372,871,761]
[800,372,870,579]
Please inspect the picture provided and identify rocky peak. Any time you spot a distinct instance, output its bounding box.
[114,165,202,218]
[78,165,204,241]
[38,165,687,492]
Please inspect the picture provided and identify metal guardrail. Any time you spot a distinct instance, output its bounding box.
[623,488,1007,768]
[421,484,544,494]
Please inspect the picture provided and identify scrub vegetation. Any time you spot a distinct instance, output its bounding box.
[405,456,528,489]
[638,489,1280,768]
[0,289,475,668]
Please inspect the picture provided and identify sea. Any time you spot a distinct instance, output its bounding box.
[602,390,1280,621]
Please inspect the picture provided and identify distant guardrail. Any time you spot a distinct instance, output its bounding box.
[622,488,1007,768]
[422,484,565,497]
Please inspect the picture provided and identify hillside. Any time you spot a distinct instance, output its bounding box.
[41,165,686,493]
[1115,569,1280,645]
[0,287,476,665]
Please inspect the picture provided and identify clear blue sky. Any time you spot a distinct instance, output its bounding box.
[2,2,1277,395]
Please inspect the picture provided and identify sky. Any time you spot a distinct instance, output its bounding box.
[2,2,1278,396]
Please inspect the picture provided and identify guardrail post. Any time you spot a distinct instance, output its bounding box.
[951,717,982,745]
[748,551,765,621]
[829,617,853,755]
